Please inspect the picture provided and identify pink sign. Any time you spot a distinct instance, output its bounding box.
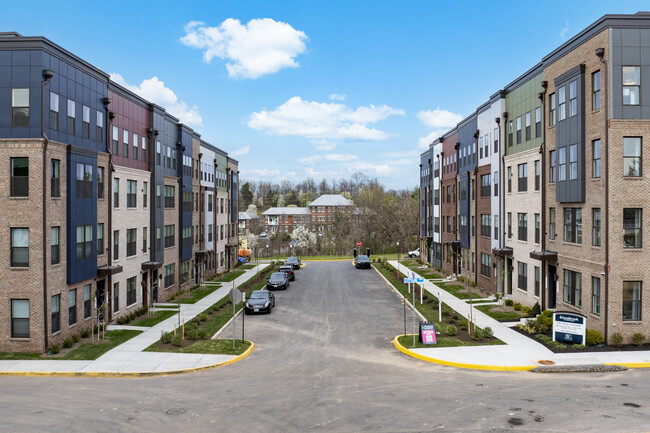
[420,322,437,345]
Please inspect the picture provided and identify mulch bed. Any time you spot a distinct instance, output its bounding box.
[511,326,650,353]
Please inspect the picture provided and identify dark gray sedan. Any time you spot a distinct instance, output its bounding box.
[266,272,289,290]
[244,290,275,314]
[355,255,371,269]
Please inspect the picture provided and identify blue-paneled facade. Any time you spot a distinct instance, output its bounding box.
[457,114,477,250]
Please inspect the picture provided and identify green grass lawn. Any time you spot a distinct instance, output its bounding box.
[129,310,178,327]
[435,283,480,300]
[61,330,142,360]
[212,270,245,283]
[475,304,523,321]
[466,299,497,304]
[0,351,44,360]
[147,339,251,356]
[177,284,222,304]
[397,335,505,349]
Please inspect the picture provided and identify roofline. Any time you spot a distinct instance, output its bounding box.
[503,62,544,93]
[108,80,151,109]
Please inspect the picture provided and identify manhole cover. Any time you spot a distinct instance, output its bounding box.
[537,360,555,365]
[166,408,187,416]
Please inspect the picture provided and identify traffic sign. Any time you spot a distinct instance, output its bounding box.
[356,241,362,247]
[416,278,424,283]
[403,278,415,283]
[229,288,242,304]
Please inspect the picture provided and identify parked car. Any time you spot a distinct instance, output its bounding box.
[260,231,267,237]
[408,247,420,258]
[355,254,371,269]
[266,272,289,290]
[278,265,295,281]
[244,290,275,314]
[286,256,301,270]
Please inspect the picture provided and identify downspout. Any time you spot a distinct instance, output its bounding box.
[500,112,509,295]
[436,153,441,267]
[538,82,548,310]
[596,47,609,342]
[176,141,183,278]
[104,98,113,321]
[454,142,460,275]
[418,163,422,261]
[41,69,53,352]
[473,130,479,286]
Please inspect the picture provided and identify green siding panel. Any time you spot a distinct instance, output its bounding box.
[505,72,544,156]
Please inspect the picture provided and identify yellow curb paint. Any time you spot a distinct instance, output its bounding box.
[393,335,536,372]
[604,362,650,369]
[0,342,255,378]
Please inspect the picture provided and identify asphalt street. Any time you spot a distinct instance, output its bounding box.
[0,261,648,432]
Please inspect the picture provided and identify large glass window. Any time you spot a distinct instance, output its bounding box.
[97,223,104,255]
[535,213,540,244]
[535,107,542,138]
[50,92,60,131]
[142,137,147,162]
[518,213,527,241]
[525,112,531,141]
[96,110,104,143]
[481,174,490,197]
[549,93,556,126]
[68,289,77,326]
[164,185,175,208]
[51,294,60,333]
[518,163,527,192]
[622,66,640,105]
[569,144,578,180]
[569,80,578,117]
[84,284,91,319]
[67,99,76,135]
[592,70,601,110]
[516,116,522,144]
[112,126,119,155]
[127,228,137,257]
[97,166,104,199]
[123,129,129,158]
[127,180,137,208]
[51,159,60,197]
[592,208,601,247]
[11,88,30,127]
[51,227,60,265]
[563,269,582,307]
[549,207,556,240]
[623,281,641,321]
[549,150,557,183]
[127,276,137,306]
[11,228,29,267]
[535,266,540,297]
[564,208,582,244]
[623,137,642,177]
[76,163,93,198]
[76,225,93,261]
[113,230,119,260]
[558,85,566,120]
[481,214,491,237]
[165,225,175,248]
[11,299,29,338]
[113,178,119,208]
[82,105,90,139]
[534,160,540,191]
[623,208,642,249]
[592,277,601,315]
[113,282,119,313]
[592,139,601,178]
[164,263,175,288]
[481,254,491,278]
[518,261,528,292]
[10,157,29,197]
[508,121,513,147]
[133,133,138,159]
[558,147,567,181]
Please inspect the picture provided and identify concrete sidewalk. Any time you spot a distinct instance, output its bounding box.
[0,265,267,377]
[388,260,650,371]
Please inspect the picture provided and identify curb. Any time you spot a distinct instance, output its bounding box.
[0,342,255,378]
[393,335,536,372]
[604,362,650,369]
[531,364,627,373]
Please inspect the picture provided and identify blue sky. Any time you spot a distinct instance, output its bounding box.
[4,1,649,190]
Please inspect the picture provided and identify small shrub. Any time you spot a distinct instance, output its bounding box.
[452,314,460,320]
[50,344,60,354]
[513,303,522,311]
[536,310,553,329]
[445,325,458,336]
[186,329,199,340]
[610,332,624,347]
[531,302,541,317]
[521,306,532,317]
[585,329,604,346]
[160,331,173,344]
[460,324,468,331]
[171,335,182,347]
[80,328,90,338]
[471,329,484,341]
[198,313,208,322]
[549,341,567,351]
[504,299,514,307]
[198,330,210,339]
[170,294,176,301]
[517,322,537,335]
[537,324,549,334]
[441,310,450,317]
[572,344,586,350]
[62,338,73,348]
[458,276,464,282]
[535,334,552,344]
[72,333,80,344]
[483,326,494,338]
[117,317,127,325]
[631,333,646,347]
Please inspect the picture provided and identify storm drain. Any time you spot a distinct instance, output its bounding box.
[166,408,187,416]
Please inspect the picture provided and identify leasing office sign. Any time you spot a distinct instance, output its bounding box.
[552,311,587,344]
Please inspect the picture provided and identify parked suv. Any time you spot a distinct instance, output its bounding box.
[278,265,295,281]
[266,272,289,290]
[286,256,301,270]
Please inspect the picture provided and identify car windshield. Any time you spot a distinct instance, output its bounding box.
[287,257,298,263]
[357,255,369,260]
[270,273,286,281]
[279,266,291,271]
[250,291,268,299]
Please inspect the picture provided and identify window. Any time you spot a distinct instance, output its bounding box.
[156,185,162,208]
[515,116,521,144]
[623,137,642,177]
[525,112,531,141]
[96,166,104,199]
[518,163,527,192]
[494,127,499,153]
[494,215,499,240]
[113,230,119,260]
[549,150,557,183]
[592,277,601,315]
[97,223,104,255]
[592,70,601,110]
[127,180,137,208]
[165,225,175,248]
[156,141,161,165]
[51,227,60,265]
[534,213,540,244]
[592,208,601,247]
[164,263,175,288]
[534,160,540,191]
[11,299,29,338]
[10,157,29,197]
[507,212,512,238]
[592,139,601,178]
[96,110,104,142]
[166,147,171,168]
[518,261,527,292]
[623,208,642,249]
[51,294,60,333]
[76,225,92,261]
[558,147,567,181]
[535,266,540,297]
[623,281,642,321]
[569,80,578,117]
[181,262,190,284]
[563,269,582,307]
[127,276,137,306]
[208,224,213,242]
[50,92,60,130]
[67,99,76,135]
[507,166,512,193]
[127,228,137,257]
[112,126,119,155]
[68,289,77,326]
[76,163,93,198]
[535,107,542,138]
[208,194,213,212]
[156,227,161,251]
[142,136,147,162]
[508,121,513,147]
[82,105,90,138]
[481,253,491,278]
[11,88,30,127]
[133,133,138,159]
[549,208,556,240]
[622,66,640,105]
[518,213,528,241]
[113,178,119,207]
[113,282,119,313]
[122,129,129,158]
[11,228,29,267]
[164,185,175,208]
[481,174,490,197]
[549,93,556,126]
[569,144,578,180]
[143,181,148,208]
[143,227,147,252]
[481,214,491,237]
[564,208,582,244]
[84,284,91,319]
[558,85,566,121]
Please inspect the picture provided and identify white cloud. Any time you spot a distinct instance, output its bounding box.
[348,162,397,176]
[417,129,448,150]
[312,139,336,151]
[299,155,322,165]
[231,145,250,157]
[329,93,346,101]
[416,108,463,129]
[305,167,346,178]
[325,153,358,162]
[248,96,404,141]
[250,168,280,177]
[560,22,570,40]
[110,73,202,126]
[181,18,308,79]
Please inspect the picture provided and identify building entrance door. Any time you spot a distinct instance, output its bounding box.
[547,265,557,309]
[506,258,513,295]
